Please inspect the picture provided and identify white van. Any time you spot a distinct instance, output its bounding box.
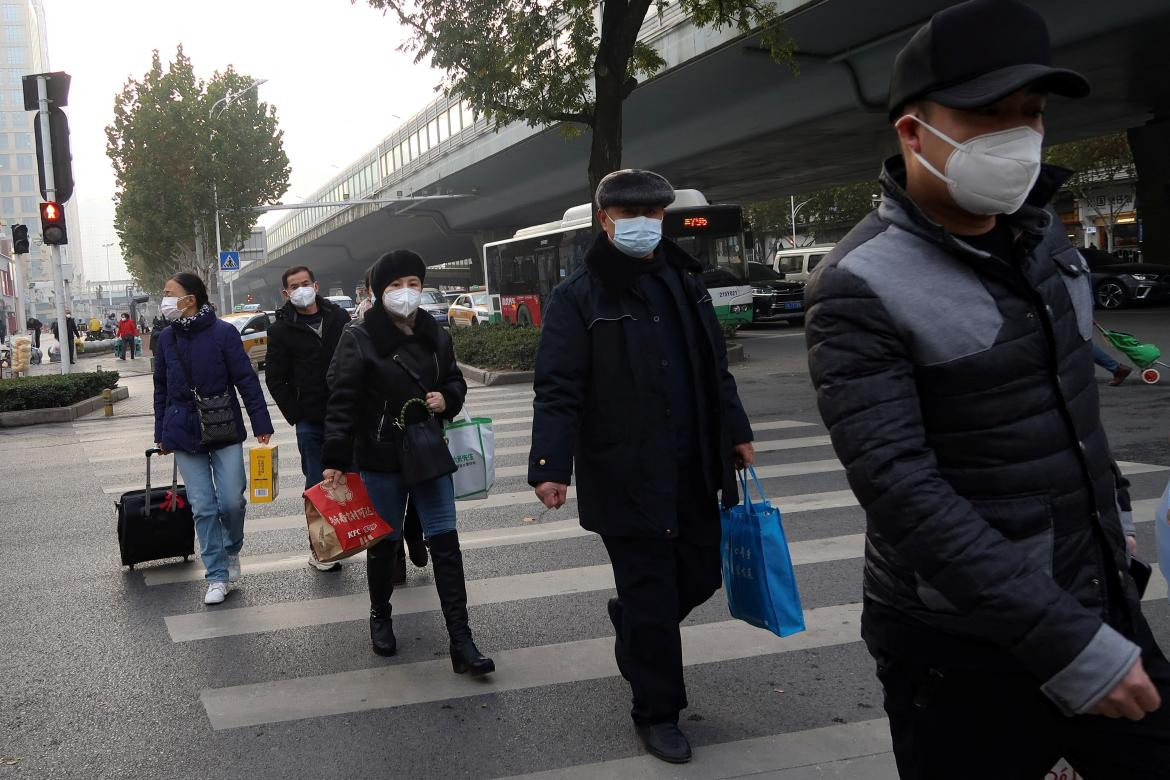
[770,246,835,283]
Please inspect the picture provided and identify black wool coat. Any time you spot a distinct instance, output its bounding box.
[265,296,352,425]
[528,233,753,538]
[322,305,465,474]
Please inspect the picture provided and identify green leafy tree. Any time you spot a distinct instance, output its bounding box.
[745,181,877,254]
[106,46,290,293]
[365,0,791,201]
[1045,132,1135,251]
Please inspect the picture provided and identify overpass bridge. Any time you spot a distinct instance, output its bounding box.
[236,0,1170,303]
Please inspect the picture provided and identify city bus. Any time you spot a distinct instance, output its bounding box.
[482,190,754,328]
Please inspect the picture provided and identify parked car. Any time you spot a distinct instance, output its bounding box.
[221,310,272,370]
[769,245,834,283]
[744,262,806,324]
[420,288,451,326]
[448,292,491,327]
[325,295,357,317]
[1083,248,1170,310]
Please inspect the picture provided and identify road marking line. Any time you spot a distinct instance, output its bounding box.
[199,602,867,730]
[497,718,895,780]
[144,519,593,586]
[195,568,1163,728]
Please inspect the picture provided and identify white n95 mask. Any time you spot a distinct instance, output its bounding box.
[904,115,1043,216]
[383,287,422,317]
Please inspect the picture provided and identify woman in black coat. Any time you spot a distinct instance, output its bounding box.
[322,250,494,676]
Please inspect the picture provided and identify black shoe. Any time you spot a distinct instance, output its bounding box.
[430,531,495,677]
[392,541,407,586]
[370,608,397,656]
[635,723,692,764]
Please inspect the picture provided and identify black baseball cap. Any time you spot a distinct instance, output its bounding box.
[887,0,1089,122]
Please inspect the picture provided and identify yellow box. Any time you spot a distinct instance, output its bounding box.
[249,445,280,503]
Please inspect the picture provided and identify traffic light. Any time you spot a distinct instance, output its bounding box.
[246,292,254,304]
[12,224,28,254]
[39,200,67,245]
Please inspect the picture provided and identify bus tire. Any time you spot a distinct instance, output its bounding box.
[517,305,532,326]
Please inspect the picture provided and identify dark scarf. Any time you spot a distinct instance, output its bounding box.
[362,302,438,357]
[171,304,217,333]
[584,232,701,290]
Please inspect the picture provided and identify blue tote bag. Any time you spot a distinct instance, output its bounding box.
[720,466,806,637]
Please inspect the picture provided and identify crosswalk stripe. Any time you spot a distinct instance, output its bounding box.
[163,532,863,639]
[144,519,592,586]
[199,603,866,730]
[200,570,1169,731]
[497,718,895,780]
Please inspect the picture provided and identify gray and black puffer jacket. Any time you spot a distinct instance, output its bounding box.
[806,156,1142,717]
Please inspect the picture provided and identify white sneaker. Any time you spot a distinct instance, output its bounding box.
[308,553,341,572]
[204,582,229,605]
[228,555,241,583]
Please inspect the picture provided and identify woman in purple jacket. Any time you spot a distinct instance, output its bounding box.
[153,273,274,606]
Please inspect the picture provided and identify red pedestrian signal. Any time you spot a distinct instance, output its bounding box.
[39,200,67,245]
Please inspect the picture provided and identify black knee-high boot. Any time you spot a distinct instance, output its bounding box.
[403,499,428,568]
[366,536,398,656]
[429,531,494,676]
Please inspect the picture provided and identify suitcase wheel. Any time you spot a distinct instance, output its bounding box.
[183,555,189,562]
[128,563,135,571]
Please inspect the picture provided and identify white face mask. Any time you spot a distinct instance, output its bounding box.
[160,296,183,321]
[904,115,1043,216]
[289,286,316,309]
[382,287,422,318]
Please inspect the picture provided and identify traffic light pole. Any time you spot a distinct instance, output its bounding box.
[36,75,69,375]
[213,182,225,315]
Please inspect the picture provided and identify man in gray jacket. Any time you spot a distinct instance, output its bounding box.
[806,1,1168,776]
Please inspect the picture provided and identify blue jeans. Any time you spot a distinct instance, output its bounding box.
[359,470,457,541]
[175,443,247,583]
[295,421,325,491]
[1093,344,1121,373]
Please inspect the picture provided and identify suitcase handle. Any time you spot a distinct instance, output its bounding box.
[144,448,179,516]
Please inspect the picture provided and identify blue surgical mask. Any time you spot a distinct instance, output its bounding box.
[607,213,662,258]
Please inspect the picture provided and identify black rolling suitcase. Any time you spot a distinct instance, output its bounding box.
[116,448,195,570]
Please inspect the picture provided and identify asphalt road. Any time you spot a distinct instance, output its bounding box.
[1,308,1168,779]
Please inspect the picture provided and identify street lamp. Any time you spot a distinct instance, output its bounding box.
[789,196,812,249]
[102,241,116,310]
[209,78,267,315]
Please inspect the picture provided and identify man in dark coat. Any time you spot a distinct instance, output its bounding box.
[266,265,353,573]
[26,316,41,348]
[50,309,80,364]
[529,169,754,764]
[805,1,1170,776]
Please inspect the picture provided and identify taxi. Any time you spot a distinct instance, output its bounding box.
[221,310,273,371]
[447,292,491,327]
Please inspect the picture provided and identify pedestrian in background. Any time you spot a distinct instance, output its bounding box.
[1093,343,1132,386]
[805,1,1169,775]
[149,312,167,355]
[51,310,80,364]
[529,169,754,764]
[322,250,493,675]
[265,264,352,573]
[116,313,139,360]
[153,272,274,606]
[26,315,41,348]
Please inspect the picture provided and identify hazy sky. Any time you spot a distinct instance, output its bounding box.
[43,0,443,284]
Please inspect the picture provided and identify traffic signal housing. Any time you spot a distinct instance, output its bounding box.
[12,223,28,254]
[39,200,66,245]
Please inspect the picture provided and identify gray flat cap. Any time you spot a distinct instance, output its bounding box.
[595,169,675,210]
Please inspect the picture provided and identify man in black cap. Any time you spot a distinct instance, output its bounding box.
[529,169,755,764]
[806,0,1170,776]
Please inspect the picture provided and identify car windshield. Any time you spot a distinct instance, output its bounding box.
[775,255,804,274]
[420,291,446,304]
[748,262,785,282]
[224,317,248,333]
[326,296,354,309]
[472,294,489,308]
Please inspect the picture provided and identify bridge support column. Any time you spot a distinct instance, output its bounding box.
[1128,117,1170,261]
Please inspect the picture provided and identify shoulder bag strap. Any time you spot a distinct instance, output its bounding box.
[392,352,432,396]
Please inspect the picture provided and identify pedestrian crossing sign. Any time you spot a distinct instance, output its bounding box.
[219,251,240,271]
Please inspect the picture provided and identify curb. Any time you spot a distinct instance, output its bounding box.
[457,362,535,387]
[727,343,746,364]
[0,385,130,427]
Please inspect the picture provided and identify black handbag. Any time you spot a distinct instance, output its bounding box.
[394,397,456,485]
[174,336,238,448]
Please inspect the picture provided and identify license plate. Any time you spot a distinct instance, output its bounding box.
[784,301,803,310]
